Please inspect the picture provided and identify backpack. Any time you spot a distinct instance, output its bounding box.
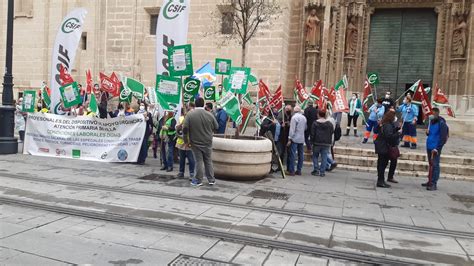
[334,124,342,141]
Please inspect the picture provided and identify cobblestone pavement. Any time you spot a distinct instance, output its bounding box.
[0,154,473,265]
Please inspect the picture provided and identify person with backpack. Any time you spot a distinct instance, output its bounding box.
[310,110,334,177]
[423,108,449,191]
[374,109,400,188]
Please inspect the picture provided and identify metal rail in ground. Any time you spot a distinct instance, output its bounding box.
[0,196,416,265]
[2,173,473,240]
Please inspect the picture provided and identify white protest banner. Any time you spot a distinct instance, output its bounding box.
[50,8,87,114]
[155,0,191,76]
[24,113,146,162]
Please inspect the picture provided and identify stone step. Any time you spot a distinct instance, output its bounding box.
[303,146,473,166]
[302,161,472,181]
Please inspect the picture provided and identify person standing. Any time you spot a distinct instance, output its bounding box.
[98,91,109,119]
[183,98,219,187]
[277,105,292,165]
[287,105,307,176]
[424,108,449,191]
[14,98,26,142]
[137,102,153,165]
[374,110,400,188]
[382,91,395,114]
[345,93,362,136]
[215,104,228,134]
[159,111,177,172]
[176,107,195,179]
[362,99,384,143]
[310,110,334,177]
[397,96,419,149]
[304,102,318,151]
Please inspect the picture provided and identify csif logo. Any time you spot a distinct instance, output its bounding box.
[163,0,187,20]
[61,18,81,34]
[205,88,214,98]
[185,80,199,92]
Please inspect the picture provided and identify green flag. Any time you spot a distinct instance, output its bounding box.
[122,77,145,100]
[226,67,250,94]
[204,86,216,101]
[41,85,51,108]
[367,72,379,85]
[242,92,253,105]
[155,75,182,111]
[89,92,99,114]
[335,75,348,91]
[248,73,258,86]
[183,77,200,103]
[22,90,36,113]
[219,92,242,125]
[59,82,81,108]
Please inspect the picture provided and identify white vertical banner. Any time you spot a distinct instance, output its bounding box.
[155,0,191,76]
[50,8,87,114]
[155,0,191,119]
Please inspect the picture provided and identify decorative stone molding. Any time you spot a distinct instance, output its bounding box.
[347,1,365,17]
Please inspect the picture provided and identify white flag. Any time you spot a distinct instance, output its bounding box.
[155,0,190,76]
[50,8,87,114]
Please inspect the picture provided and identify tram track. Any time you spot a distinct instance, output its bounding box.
[0,196,417,265]
[1,172,473,240]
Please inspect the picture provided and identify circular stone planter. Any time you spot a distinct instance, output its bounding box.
[212,135,273,181]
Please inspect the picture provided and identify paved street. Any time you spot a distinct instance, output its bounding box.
[0,154,473,265]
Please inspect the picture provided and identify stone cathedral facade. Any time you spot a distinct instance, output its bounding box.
[0,0,473,118]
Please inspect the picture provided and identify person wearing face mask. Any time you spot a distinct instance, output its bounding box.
[14,98,26,142]
[345,93,362,136]
[137,101,154,165]
[424,108,449,191]
[382,91,395,114]
[362,98,384,144]
[397,95,419,149]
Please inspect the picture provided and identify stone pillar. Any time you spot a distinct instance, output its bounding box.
[464,3,474,99]
[318,0,333,83]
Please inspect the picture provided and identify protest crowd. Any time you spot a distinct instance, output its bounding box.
[16,61,454,192]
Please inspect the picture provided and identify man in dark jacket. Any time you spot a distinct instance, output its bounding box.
[382,91,395,114]
[304,102,318,151]
[310,110,334,177]
[423,108,449,191]
[215,105,228,134]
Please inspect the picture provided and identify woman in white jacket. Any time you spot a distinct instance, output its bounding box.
[15,98,26,142]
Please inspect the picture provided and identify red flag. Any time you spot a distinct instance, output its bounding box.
[269,85,283,112]
[433,84,455,117]
[258,79,271,103]
[413,81,433,118]
[327,87,336,104]
[86,69,93,94]
[310,80,322,101]
[332,87,349,113]
[59,64,74,86]
[362,78,373,112]
[318,88,327,112]
[239,107,253,134]
[100,72,120,97]
[294,79,309,104]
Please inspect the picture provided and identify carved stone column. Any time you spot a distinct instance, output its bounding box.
[343,1,365,92]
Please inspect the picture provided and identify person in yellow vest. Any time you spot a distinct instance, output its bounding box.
[160,111,177,172]
[176,107,195,179]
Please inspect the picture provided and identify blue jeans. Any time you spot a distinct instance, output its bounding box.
[162,140,176,170]
[288,143,304,173]
[427,148,442,185]
[179,149,195,176]
[312,145,329,174]
[326,152,334,170]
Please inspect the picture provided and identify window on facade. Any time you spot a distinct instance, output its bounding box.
[14,0,33,18]
[221,12,234,35]
[81,33,87,50]
[150,15,159,35]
